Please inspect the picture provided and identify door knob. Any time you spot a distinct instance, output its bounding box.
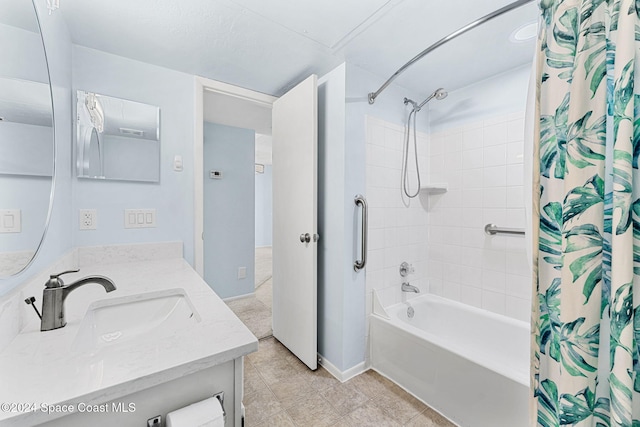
[300,233,311,243]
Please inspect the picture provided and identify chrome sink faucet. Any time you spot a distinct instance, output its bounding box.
[38,269,116,331]
[402,282,420,293]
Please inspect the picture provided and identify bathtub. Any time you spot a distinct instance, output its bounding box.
[369,293,530,427]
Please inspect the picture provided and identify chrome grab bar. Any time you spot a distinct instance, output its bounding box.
[354,195,368,272]
[484,223,525,236]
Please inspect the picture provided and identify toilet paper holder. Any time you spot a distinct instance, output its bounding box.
[213,391,226,421]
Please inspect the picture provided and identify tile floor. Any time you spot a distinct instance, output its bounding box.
[244,337,455,427]
[227,279,273,339]
[226,247,273,339]
[233,247,454,425]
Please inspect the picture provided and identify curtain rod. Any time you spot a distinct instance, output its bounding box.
[367,0,536,105]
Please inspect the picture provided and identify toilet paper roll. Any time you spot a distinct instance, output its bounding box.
[166,396,224,427]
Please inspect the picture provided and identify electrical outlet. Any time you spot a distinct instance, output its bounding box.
[238,267,247,279]
[79,209,97,230]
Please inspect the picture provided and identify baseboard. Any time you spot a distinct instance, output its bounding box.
[223,292,255,302]
[318,354,367,383]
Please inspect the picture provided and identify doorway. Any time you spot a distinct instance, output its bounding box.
[194,75,319,370]
[195,77,276,339]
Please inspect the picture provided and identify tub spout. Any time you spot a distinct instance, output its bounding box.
[402,282,420,293]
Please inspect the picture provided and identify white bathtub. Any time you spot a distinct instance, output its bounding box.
[369,293,530,427]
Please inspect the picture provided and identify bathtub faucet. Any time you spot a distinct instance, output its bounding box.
[401,282,420,293]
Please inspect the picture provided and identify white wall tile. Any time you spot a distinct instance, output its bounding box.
[483,166,507,187]
[507,118,525,142]
[507,141,524,164]
[463,148,484,169]
[482,290,506,315]
[367,113,531,321]
[460,285,483,308]
[483,122,507,147]
[443,282,462,301]
[506,296,530,322]
[443,132,463,153]
[506,163,524,186]
[482,271,507,297]
[483,145,507,167]
[463,128,483,150]
[483,186,507,209]
[506,274,532,299]
[462,188,483,208]
[506,186,524,208]
[463,168,483,189]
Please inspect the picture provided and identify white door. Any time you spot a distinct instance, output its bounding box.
[272,75,318,370]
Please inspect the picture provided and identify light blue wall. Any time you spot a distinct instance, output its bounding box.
[318,63,347,370]
[429,63,531,132]
[317,62,425,373]
[1,3,74,294]
[203,122,255,299]
[255,164,272,247]
[71,46,195,264]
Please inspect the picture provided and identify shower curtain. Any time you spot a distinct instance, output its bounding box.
[532,0,640,426]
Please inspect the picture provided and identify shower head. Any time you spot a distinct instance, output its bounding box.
[417,88,448,110]
[433,88,448,100]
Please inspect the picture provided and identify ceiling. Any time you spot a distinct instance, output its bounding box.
[59,0,539,99]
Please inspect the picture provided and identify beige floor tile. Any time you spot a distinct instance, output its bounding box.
[243,383,285,425]
[253,356,293,385]
[244,362,269,397]
[329,417,353,427]
[350,370,402,399]
[227,297,264,316]
[242,309,272,339]
[285,393,341,427]
[404,407,457,427]
[255,246,272,287]
[268,374,318,406]
[286,358,340,391]
[373,380,426,425]
[321,383,370,416]
[344,401,401,427]
[254,410,296,427]
[247,337,286,365]
[255,279,273,309]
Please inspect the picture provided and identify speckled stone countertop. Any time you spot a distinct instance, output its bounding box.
[0,257,258,426]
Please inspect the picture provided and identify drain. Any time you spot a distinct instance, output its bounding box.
[407,306,415,319]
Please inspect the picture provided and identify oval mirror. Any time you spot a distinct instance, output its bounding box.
[0,0,55,277]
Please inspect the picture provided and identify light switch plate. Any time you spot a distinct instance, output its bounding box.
[124,209,156,228]
[0,209,21,233]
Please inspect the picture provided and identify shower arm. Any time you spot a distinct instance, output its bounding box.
[367,0,535,105]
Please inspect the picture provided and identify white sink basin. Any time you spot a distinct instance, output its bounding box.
[72,289,200,352]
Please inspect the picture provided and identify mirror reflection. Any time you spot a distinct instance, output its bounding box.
[0,0,55,277]
[76,91,160,182]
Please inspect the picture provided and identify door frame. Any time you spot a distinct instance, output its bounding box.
[194,76,277,277]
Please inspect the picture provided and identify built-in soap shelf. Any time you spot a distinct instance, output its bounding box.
[419,183,448,195]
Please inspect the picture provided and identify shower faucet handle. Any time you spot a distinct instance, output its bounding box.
[399,262,414,277]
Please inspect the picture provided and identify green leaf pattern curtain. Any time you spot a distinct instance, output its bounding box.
[532,0,640,425]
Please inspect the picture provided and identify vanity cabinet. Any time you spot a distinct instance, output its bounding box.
[39,359,243,427]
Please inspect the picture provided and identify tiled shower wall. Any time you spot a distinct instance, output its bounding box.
[365,116,429,315]
[427,112,531,322]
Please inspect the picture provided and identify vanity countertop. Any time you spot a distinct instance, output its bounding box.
[0,258,258,426]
